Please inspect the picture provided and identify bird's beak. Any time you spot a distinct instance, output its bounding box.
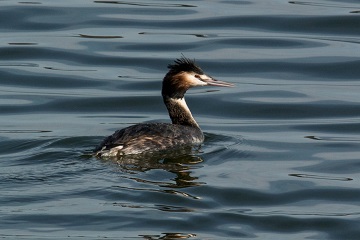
[200,75,234,87]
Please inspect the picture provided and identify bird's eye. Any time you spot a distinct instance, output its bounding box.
[194,74,201,79]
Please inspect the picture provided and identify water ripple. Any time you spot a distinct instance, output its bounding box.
[1,0,360,239]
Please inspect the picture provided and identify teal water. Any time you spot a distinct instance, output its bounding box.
[1,0,360,239]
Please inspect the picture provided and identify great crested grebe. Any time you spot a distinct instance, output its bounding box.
[94,57,233,157]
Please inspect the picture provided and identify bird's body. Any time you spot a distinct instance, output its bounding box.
[95,57,233,157]
[95,123,203,157]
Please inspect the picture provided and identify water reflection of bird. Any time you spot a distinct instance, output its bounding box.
[95,57,233,157]
[110,149,204,188]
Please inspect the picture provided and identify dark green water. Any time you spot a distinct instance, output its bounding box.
[1,0,360,239]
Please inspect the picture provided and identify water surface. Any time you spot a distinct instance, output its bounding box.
[1,0,360,239]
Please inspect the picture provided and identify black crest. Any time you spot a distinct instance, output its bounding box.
[167,56,204,75]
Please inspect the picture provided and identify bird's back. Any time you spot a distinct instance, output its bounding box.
[95,123,204,157]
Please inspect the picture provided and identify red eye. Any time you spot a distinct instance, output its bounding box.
[195,74,201,79]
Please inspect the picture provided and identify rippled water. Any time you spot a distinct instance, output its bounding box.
[1,0,360,239]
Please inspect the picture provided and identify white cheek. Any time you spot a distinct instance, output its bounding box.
[187,75,207,86]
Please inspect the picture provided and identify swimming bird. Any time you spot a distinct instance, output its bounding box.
[94,57,233,157]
